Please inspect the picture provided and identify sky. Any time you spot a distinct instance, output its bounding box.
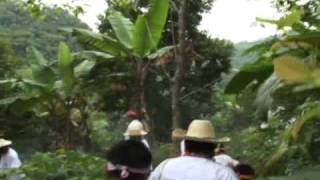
[199,0,280,42]
[44,0,280,43]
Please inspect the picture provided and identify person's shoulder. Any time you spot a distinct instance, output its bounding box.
[7,148,19,158]
[212,162,237,179]
[215,154,232,159]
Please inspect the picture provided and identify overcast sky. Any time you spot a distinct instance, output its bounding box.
[45,0,280,43]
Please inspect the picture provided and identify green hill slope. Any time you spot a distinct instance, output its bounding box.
[0,0,88,58]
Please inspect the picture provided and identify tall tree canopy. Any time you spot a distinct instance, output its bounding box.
[96,0,233,138]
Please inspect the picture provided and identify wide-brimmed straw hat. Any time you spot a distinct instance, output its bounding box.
[184,120,230,143]
[124,120,148,136]
[0,138,12,148]
[172,128,187,140]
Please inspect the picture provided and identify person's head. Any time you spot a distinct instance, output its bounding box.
[128,136,143,141]
[215,143,226,155]
[105,140,152,180]
[234,163,255,180]
[182,120,228,158]
[126,110,138,119]
[185,139,216,158]
[171,128,186,142]
[0,138,12,156]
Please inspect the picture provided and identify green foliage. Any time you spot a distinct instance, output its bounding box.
[58,42,75,96]
[0,43,109,151]
[0,0,87,59]
[0,150,105,180]
[71,0,170,59]
[225,60,274,94]
[133,0,169,56]
[222,2,320,177]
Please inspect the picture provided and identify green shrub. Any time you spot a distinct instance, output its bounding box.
[0,150,106,180]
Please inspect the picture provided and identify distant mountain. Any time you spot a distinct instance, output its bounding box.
[231,41,260,70]
[0,0,88,59]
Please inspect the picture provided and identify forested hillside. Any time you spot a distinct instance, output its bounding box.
[0,0,87,58]
[231,41,258,69]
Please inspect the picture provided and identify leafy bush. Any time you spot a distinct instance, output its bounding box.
[0,150,106,180]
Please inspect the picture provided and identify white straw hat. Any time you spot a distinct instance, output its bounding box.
[0,138,12,148]
[184,120,230,143]
[124,120,148,136]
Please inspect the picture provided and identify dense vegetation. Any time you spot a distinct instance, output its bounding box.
[1,0,320,179]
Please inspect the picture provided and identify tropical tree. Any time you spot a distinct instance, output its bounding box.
[67,0,171,136]
[98,0,233,133]
[0,42,108,150]
[225,3,320,175]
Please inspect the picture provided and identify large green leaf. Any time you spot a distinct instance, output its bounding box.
[31,65,56,90]
[224,60,274,94]
[273,55,308,83]
[58,42,75,96]
[74,60,96,78]
[0,94,31,105]
[108,12,134,49]
[255,73,282,109]
[243,38,277,55]
[147,45,175,59]
[133,0,169,56]
[285,31,320,47]
[74,51,114,60]
[31,47,49,66]
[70,28,127,57]
[257,8,302,30]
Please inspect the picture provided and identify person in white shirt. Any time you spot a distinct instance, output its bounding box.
[150,120,237,180]
[214,143,239,168]
[171,128,187,155]
[124,120,150,148]
[0,138,21,169]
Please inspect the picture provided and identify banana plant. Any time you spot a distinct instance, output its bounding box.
[0,42,97,149]
[67,0,171,129]
[224,7,319,108]
[225,6,320,175]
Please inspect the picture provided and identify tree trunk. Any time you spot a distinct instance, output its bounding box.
[136,60,152,135]
[171,0,186,129]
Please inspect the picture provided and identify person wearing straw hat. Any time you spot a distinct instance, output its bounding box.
[104,140,152,180]
[0,138,21,169]
[149,120,237,180]
[124,120,150,148]
[171,128,187,156]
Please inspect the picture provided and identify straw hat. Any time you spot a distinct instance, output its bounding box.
[124,120,148,136]
[184,120,229,143]
[172,128,187,140]
[0,138,12,148]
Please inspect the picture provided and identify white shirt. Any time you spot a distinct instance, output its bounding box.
[180,140,185,155]
[149,156,238,180]
[214,154,239,167]
[0,148,22,169]
[141,138,150,149]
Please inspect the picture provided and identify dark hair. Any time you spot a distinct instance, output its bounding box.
[215,143,226,154]
[0,146,9,156]
[185,140,216,158]
[105,140,152,180]
[234,163,255,177]
[129,136,143,141]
